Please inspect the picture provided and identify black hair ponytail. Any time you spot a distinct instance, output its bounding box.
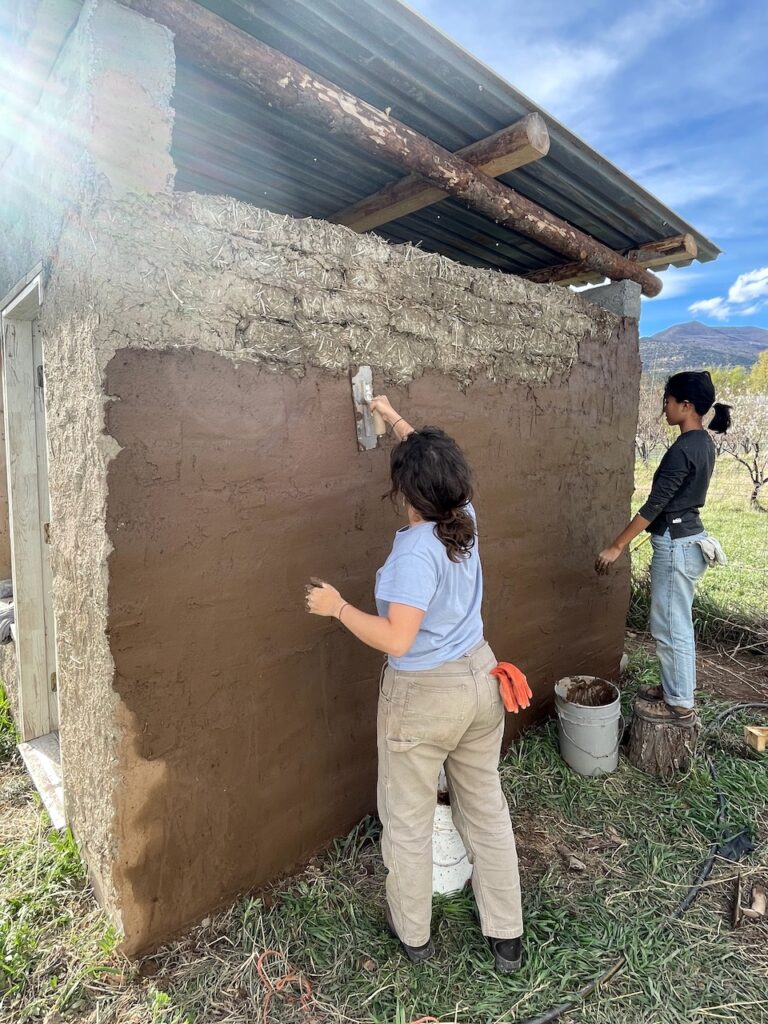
[664,370,732,434]
[708,402,732,434]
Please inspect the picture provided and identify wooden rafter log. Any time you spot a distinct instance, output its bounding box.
[329,113,550,232]
[119,0,663,296]
[525,234,697,287]
[625,233,698,268]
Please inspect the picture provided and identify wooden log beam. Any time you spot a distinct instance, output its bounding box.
[525,234,697,287]
[329,114,550,232]
[119,0,662,297]
[626,233,698,267]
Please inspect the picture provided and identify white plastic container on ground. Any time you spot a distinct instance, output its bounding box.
[555,675,622,777]
[433,767,473,894]
[432,803,473,894]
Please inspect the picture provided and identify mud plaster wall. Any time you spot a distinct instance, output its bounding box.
[0,0,175,299]
[0,0,176,918]
[41,190,639,953]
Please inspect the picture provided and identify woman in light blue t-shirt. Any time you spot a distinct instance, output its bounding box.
[306,397,523,974]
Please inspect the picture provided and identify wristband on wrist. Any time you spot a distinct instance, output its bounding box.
[337,601,350,623]
[391,417,405,431]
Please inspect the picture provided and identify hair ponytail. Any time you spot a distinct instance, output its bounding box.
[434,505,475,563]
[388,427,476,562]
[708,401,732,434]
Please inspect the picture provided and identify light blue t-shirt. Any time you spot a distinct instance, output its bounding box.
[375,503,483,670]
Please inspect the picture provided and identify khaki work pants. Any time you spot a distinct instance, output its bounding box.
[377,640,523,947]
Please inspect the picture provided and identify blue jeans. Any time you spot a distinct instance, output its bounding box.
[649,531,708,708]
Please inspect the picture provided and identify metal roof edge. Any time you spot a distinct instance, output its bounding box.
[387,0,720,262]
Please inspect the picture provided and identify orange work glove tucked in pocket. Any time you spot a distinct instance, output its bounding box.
[490,662,532,714]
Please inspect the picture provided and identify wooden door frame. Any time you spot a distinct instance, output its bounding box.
[1,268,58,742]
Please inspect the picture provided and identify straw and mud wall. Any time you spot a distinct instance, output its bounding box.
[41,191,640,953]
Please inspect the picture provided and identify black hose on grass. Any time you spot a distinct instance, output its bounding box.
[517,956,628,1024]
[518,701,768,1024]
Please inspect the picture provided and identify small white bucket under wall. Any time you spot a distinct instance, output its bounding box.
[433,804,473,894]
[433,768,473,894]
[555,675,622,777]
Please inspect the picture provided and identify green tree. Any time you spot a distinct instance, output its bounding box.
[749,350,768,394]
[706,365,750,396]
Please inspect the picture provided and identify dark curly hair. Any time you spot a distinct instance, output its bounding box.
[388,427,475,562]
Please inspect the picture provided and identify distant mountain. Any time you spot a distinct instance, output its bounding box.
[640,321,768,375]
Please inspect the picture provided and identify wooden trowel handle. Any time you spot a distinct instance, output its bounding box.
[370,408,387,436]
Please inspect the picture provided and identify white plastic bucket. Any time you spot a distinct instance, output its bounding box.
[555,675,622,777]
[432,803,473,894]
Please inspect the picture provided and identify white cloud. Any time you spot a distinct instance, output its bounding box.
[646,268,705,301]
[688,266,768,321]
[689,297,732,320]
[727,266,768,304]
[503,45,619,111]
[629,165,726,210]
[447,0,702,123]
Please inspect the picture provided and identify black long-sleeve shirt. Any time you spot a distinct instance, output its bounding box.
[638,429,715,538]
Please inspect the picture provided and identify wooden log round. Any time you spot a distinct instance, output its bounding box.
[627,698,701,777]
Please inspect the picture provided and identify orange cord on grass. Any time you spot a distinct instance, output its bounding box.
[256,949,313,1023]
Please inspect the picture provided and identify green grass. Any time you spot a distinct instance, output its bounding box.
[630,458,768,649]
[3,663,766,1024]
[0,683,18,766]
[0,681,120,1022]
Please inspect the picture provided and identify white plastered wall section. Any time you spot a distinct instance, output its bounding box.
[0,0,176,923]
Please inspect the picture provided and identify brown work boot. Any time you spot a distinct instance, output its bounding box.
[635,701,697,724]
[637,684,664,702]
[664,702,696,721]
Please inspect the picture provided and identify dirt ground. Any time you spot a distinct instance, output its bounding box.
[512,632,768,884]
[630,631,768,703]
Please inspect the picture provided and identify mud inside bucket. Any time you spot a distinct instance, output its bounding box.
[555,675,622,777]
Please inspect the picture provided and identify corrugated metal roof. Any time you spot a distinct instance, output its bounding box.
[170,0,720,276]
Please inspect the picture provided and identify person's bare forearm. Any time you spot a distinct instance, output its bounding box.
[610,514,651,551]
[392,417,414,440]
[383,409,413,440]
[337,604,411,657]
[305,581,423,657]
[369,396,414,440]
[596,513,652,574]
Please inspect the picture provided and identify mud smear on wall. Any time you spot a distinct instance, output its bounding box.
[105,325,637,952]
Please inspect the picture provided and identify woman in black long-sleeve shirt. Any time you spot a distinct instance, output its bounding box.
[596,372,731,720]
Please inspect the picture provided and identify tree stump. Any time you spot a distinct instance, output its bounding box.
[627,699,701,777]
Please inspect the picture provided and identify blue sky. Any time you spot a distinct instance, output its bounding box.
[407,0,768,337]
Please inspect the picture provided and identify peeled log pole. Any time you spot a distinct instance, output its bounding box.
[525,234,698,287]
[119,0,662,297]
[330,114,550,231]
[627,699,701,777]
